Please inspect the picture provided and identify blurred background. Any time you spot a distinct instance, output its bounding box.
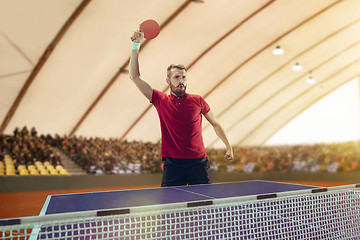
[1,0,360,218]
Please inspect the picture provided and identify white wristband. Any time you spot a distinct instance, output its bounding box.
[132,42,140,50]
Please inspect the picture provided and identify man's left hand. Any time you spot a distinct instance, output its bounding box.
[225,149,234,161]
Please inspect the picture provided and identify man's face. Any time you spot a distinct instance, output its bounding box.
[167,68,187,97]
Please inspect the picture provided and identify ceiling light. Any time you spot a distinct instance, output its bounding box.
[307,71,316,84]
[307,76,316,84]
[272,45,284,55]
[292,62,303,71]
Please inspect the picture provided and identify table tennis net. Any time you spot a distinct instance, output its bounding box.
[1,184,360,240]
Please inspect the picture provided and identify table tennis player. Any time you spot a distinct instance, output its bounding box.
[129,29,233,187]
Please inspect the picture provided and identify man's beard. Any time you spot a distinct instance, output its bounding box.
[170,83,186,97]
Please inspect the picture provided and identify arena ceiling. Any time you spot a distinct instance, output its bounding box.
[1,0,360,148]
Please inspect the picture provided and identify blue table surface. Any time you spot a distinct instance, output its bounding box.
[43,180,318,215]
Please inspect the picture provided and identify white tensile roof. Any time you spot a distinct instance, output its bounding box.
[1,0,359,148]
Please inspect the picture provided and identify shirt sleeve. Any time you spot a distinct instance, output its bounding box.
[200,96,210,115]
[150,89,160,105]
[151,89,167,106]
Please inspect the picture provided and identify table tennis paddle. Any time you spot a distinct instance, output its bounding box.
[139,19,160,40]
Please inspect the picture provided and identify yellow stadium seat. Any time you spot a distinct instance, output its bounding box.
[37,165,45,171]
[6,166,15,171]
[28,165,36,172]
[47,165,55,172]
[34,161,43,167]
[17,165,27,171]
[6,170,16,176]
[59,169,68,176]
[40,169,49,175]
[49,169,58,175]
[43,161,50,167]
[30,169,39,175]
[5,161,14,168]
[6,166,15,172]
[19,169,29,176]
[55,165,63,171]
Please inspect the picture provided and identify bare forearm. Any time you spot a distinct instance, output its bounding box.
[129,49,140,80]
[204,111,233,160]
[128,31,153,100]
[213,123,234,161]
[213,123,232,150]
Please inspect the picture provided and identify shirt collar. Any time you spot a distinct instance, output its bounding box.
[170,92,187,100]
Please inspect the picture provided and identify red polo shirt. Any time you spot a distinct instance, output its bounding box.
[151,89,210,159]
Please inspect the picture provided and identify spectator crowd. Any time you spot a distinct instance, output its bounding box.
[208,142,360,174]
[1,126,360,175]
[55,134,162,175]
[1,127,62,172]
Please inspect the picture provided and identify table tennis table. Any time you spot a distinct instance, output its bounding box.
[40,180,317,216]
[1,180,360,239]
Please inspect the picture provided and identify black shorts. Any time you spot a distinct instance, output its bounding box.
[161,157,211,187]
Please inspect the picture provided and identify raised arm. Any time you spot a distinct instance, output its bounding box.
[204,110,234,161]
[129,30,153,101]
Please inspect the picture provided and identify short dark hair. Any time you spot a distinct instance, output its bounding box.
[167,64,187,78]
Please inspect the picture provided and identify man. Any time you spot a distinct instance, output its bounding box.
[129,30,233,187]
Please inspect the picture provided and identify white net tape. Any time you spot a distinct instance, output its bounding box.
[1,187,360,239]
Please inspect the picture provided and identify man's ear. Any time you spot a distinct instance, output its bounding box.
[166,77,170,85]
